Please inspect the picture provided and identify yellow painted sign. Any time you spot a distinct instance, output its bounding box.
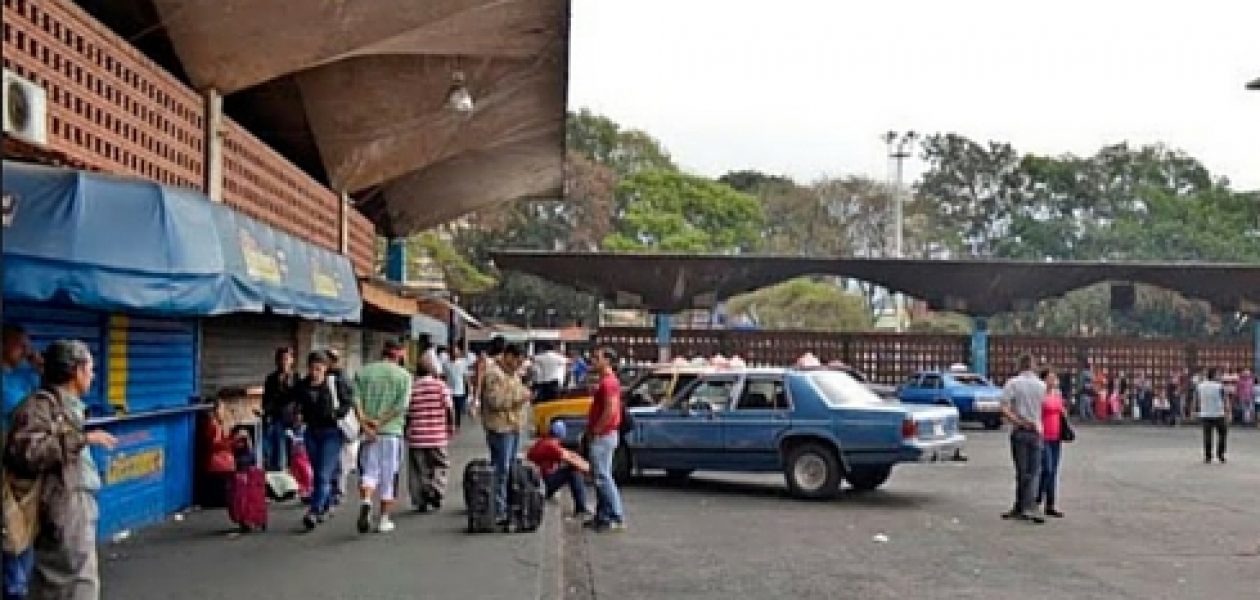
[106,448,164,485]
[240,228,283,284]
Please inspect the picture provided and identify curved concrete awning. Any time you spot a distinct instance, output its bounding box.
[490,251,1260,316]
[151,0,568,236]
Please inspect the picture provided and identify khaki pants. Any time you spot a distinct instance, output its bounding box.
[31,491,99,600]
[406,447,450,509]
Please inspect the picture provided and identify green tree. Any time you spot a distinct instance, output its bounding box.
[916,134,1025,258]
[604,170,765,253]
[726,278,872,331]
[567,109,676,177]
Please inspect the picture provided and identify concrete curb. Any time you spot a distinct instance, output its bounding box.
[536,502,566,600]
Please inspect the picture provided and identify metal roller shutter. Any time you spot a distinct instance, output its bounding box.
[3,303,107,413]
[107,315,198,413]
[200,314,297,397]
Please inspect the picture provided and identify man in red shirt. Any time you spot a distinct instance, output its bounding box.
[526,421,590,517]
[585,347,626,532]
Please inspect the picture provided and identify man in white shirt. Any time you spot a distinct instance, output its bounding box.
[531,343,568,402]
[1194,367,1228,463]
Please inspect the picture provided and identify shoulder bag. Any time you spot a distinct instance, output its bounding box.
[328,376,360,442]
[2,390,61,553]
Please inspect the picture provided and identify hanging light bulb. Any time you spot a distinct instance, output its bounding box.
[447,71,474,115]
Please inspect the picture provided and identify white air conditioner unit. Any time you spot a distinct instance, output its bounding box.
[3,69,48,147]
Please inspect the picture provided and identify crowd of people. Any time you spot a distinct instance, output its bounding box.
[1061,362,1258,427]
[1,321,627,600]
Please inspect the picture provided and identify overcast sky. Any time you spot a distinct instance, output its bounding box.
[569,0,1260,190]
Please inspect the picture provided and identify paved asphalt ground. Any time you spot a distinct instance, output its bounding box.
[567,424,1260,600]
[100,426,563,600]
[100,423,1258,600]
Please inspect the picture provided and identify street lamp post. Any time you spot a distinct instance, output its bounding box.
[883,130,918,332]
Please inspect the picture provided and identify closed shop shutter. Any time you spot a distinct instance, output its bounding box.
[107,315,198,414]
[4,303,107,413]
[200,314,296,397]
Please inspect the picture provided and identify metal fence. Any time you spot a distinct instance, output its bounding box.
[595,327,1254,385]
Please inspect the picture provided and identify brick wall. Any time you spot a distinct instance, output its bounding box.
[2,0,378,276]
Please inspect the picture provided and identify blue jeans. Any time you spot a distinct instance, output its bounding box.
[2,547,34,600]
[1038,440,1062,509]
[263,418,289,472]
[305,427,344,516]
[485,431,520,518]
[589,432,624,525]
[544,465,588,514]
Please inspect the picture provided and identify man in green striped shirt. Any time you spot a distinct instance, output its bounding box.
[353,340,413,534]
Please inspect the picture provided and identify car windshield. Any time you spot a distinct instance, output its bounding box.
[807,371,887,406]
[953,374,991,387]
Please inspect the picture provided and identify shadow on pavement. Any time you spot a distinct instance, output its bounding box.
[626,473,937,509]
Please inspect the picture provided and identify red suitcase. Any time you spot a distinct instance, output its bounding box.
[290,443,313,500]
[228,466,268,531]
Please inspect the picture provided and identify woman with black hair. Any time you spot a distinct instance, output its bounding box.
[5,340,117,600]
[290,352,355,531]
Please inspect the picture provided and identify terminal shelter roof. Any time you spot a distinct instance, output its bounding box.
[145,0,569,236]
[490,251,1260,316]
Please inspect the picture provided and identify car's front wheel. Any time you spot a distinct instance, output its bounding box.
[783,442,842,500]
[846,464,892,491]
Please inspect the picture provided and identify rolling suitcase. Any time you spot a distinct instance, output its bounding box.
[507,459,545,533]
[463,458,497,533]
[228,466,268,531]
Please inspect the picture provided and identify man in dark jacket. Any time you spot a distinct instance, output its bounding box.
[261,347,297,472]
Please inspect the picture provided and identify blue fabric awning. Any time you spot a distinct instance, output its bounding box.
[2,161,361,322]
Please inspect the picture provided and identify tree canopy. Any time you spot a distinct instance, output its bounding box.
[604,169,764,253]
[414,109,1256,336]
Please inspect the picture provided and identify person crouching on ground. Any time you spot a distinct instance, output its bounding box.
[353,341,413,534]
[406,356,455,513]
[5,340,118,600]
[527,421,591,519]
[1036,369,1067,519]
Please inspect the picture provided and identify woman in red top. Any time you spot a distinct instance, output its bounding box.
[1037,370,1067,518]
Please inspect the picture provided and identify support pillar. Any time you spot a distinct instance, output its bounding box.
[385,238,407,283]
[338,191,349,256]
[1253,316,1259,378]
[970,316,989,376]
[654,312,673,364]
[203,89,224,202]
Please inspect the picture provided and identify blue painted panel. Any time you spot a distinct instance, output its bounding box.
[122,317,197,412]
[94,411,195,538]
[2,303,107,413]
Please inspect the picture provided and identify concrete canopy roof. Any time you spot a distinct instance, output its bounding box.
[490,251,1260,316]
[150,0,569,236]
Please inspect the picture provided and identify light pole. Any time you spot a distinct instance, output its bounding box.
[883,130,917,332]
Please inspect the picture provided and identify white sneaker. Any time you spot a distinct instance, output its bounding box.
[376,516,396,533]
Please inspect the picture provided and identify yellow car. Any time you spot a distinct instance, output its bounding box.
[530,364,713,440]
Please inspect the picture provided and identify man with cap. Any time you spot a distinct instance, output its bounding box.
[526,420,590,518]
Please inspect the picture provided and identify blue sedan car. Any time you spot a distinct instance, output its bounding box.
[898,370,1005,429]
[619,368,964,499]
